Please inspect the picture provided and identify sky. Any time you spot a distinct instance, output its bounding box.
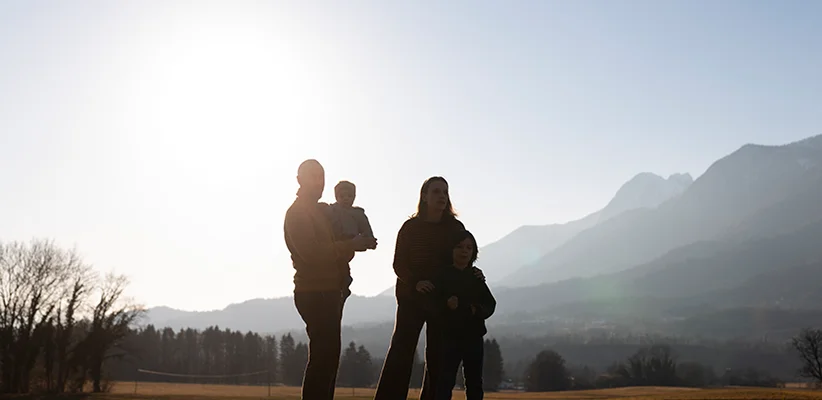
[1,0,820,311]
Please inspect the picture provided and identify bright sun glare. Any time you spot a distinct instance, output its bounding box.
[124,12,338,177]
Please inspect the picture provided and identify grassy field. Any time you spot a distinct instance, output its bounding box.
[105,382,822,400]
[7,382,821,400]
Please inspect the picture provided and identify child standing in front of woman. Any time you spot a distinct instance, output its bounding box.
[429,229,496,400]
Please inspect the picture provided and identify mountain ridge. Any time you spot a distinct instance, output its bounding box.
[473,171,692,284]
[497,134,822,287]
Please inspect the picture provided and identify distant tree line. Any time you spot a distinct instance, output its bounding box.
[523,344,784,392]
[0,239,143,394]
[497,329,822,384]
[106,325,820,392]
[5,239,822,394]
[523,329,822,393]
[107,327,506,391]
[109,326,281,385]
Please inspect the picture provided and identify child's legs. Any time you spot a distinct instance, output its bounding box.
[461,336,485,400]
[433,336,462,400]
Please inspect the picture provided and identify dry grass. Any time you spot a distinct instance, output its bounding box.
[5,382,815,400]
[102,382,822,400]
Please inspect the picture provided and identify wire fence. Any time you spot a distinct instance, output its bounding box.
[133,368,274,396]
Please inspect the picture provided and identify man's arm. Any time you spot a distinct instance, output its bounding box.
[284,207,354,266]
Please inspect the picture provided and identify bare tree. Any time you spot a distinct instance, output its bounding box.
[615,344,678,386]
[0,241,23,392]
[0,239,87,393]
[791,328,822,384]
[76,273,145,392]
[52,267,94,393]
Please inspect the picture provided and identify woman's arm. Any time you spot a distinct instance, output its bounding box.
[392,220,417,284]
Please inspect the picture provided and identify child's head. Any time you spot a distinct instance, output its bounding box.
[334,181,356,208]
[449,229,478,269]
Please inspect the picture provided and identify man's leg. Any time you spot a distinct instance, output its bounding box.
[327,291,348,400]
[294,291,343,400]
[373,300,425,400]
[461,336,485,400]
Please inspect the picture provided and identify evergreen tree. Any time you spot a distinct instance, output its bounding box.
[339,342,375,388]
[264,335,278,384]
[202,326,222,376]
[183,328,199,376]
[293,342,308,385]
[356,344,374,387]
[279,333,302,386]
[338,342,360,387]
[525,349,569,392]
[483,338,505,391]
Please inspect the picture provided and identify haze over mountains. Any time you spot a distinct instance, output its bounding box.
[146,134,822,340]
[498,134,822,287]
[476,171,694,283]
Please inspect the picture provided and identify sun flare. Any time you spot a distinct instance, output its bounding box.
[123,12,339,177]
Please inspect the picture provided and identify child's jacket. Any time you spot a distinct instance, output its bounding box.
[429,265,496,338]
[325,203,374,240]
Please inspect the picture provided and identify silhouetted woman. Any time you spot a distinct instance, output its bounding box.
[374,176,484,400]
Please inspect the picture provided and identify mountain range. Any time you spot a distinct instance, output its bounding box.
[497,135,822,287]
[475,171,693,283]
[145,134,822,340]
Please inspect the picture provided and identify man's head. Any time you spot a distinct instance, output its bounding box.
[334,181,356,208]
[296,159,325,200]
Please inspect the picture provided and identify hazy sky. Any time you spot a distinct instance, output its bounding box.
[2,0,820,311]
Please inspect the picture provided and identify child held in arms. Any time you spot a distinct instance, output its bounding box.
[326,180,374,241]
[323,180,376,296]
[429,229,496,400]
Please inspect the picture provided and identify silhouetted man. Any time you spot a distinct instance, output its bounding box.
[283,159,377,400]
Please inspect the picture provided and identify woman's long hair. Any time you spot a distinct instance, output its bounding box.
[411,176,457,220]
